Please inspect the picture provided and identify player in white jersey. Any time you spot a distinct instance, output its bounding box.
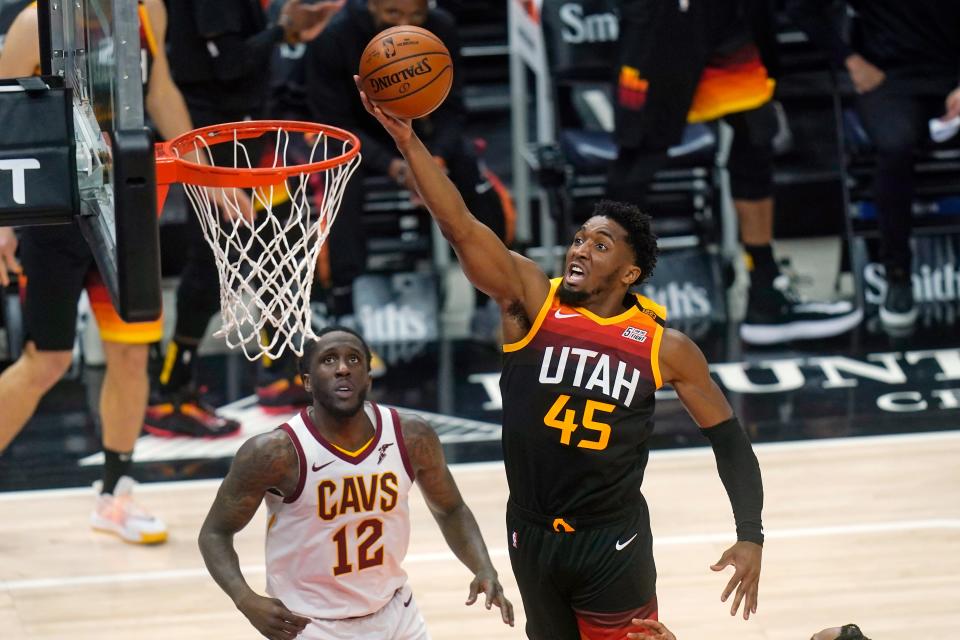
[199,326,514,640]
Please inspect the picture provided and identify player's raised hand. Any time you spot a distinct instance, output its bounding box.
[354,75,413,144]
[627,618,677,640]
[236,591,310,639]
[465,569,515,626]
[711,540,762,620]
[294,0,345,42]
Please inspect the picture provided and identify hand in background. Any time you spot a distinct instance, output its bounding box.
[844,54,885,94]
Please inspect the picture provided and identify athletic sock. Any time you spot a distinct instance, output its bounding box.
[101,448,133,495]
[158,339,198,395]
[744,243,780,291]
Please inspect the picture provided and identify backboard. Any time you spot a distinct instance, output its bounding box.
[39,0,160,321]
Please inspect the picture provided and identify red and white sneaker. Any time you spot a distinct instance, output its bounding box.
[255,374,312,413]
[144,393,241,438]
[90,476,168,545]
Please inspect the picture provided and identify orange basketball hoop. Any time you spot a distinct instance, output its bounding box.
[155,120,361,361]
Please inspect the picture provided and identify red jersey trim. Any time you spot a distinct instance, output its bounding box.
[390,407,416,482]
[502,278,562,353]
[278,423,307,504]
[299,403,383,465]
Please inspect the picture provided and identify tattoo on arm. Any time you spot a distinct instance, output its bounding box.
[198,431,299,605]
[401,415,496,576]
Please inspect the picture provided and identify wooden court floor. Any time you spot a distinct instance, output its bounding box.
[1,431,958,639]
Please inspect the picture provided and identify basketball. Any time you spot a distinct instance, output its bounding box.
[358,25,453,120]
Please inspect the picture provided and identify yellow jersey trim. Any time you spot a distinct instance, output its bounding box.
[332,436,374,457]
[138,2,159,57]
[502,278,561,353]
[575,303,641,325]
[634,293,667,322]
[650,324,665,389]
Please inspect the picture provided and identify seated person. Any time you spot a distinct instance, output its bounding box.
[301,0,510,337]
[786,0,960,331]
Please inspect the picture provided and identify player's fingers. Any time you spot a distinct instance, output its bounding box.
[710,551,732,571]
[482,582,497,609]
[730,582,746,617]
[746,576,759,616]
[497,595,515,625]
[721,571,741,602]
[465,578,479,605]
[273,601,310,628]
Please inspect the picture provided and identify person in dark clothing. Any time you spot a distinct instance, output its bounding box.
[302,0,509,338]
[608,0,863,346]
[146,0,344,437]
[786,0,960,331]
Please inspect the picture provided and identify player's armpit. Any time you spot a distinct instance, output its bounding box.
[658,329,732,428]
[399,413,464,514]
[203,431,299,534]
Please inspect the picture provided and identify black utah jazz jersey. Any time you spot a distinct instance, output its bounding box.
[500,278,668,529]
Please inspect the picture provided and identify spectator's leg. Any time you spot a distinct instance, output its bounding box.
[856,87,923,327]
[857,90,920,279]
[607,0,705,206]
[725,103,778,292]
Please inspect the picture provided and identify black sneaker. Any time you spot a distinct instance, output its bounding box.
[740,276,863,345]
[144,389,241,438]
[879,278,918,329]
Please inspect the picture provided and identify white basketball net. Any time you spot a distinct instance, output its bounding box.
[176,126,361,360]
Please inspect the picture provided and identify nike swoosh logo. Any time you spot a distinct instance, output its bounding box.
[554,310,580,319]
[615,533,638,551]
[403,593,413,607]
[312,460,334,472]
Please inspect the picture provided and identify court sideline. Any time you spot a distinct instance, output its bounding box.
[1,431,958,639]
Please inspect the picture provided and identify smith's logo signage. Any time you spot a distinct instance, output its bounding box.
[368,58,433,93]
[559,3,619,44]
[0,158,40,204]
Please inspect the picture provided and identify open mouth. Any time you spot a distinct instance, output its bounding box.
[333,383,354,398]
[565,262,586,286]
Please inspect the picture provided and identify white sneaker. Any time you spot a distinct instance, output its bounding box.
[90,476,168,544]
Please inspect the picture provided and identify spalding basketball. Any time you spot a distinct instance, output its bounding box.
[358,25,453,120]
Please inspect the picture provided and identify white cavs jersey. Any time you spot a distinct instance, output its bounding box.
[265,402,415,619]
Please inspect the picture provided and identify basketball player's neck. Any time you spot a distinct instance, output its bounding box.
[560,284,633,318]
[308,404,375,451]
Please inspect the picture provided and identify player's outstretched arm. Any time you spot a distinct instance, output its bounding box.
[354,76,549,320]
[199,431,310,640]
[659,329,763,620]
[400,414,515,626]
[0,4,40,78]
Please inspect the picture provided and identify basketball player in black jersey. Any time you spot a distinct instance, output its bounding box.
[357,79,764,639]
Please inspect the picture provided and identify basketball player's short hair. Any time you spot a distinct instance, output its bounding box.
[298,326,372,375]
[837,625,870,640]
[592,199,658,285]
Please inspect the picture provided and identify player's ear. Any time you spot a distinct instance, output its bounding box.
[622,264,642,286]
[302,373,312,394]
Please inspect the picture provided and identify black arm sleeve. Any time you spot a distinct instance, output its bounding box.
[783,0,854,68]
[700,417,764,545]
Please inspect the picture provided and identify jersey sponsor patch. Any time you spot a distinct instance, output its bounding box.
[621,326,648,343]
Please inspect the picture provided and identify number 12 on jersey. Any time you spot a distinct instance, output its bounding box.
[544,395,614,450]
[332,518,384,576]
